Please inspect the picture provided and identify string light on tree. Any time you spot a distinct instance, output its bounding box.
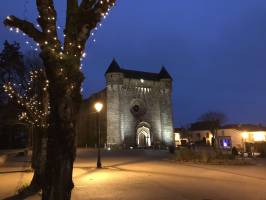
[3,69,50,128]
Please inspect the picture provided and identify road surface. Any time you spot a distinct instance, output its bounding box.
[0,149,266,200]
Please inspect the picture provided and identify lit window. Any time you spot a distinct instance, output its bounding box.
[140,79,144,83]
[253,132,266,142]
[219,138,231,149]
[175,133,181,141]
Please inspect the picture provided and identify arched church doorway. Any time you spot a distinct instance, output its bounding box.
[136,122,151,147]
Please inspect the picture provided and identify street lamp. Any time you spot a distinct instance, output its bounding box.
[242,132,248,158]
[94,102,103,168]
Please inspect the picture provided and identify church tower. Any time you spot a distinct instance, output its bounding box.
[105,59,174,147]
[77,59,174,148]
[159,67,174,145]
[105,59,124,145]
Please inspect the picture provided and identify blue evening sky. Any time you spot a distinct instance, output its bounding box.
[1,0,266,127]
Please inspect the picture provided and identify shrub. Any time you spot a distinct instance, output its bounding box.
[17,183,30,194]
[174,147,237,163]
[256,142,266,157]
[175,148,196,161]
[168,145,176,154]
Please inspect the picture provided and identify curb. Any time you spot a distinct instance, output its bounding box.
[0,168,32,174]
[0,149,29,167]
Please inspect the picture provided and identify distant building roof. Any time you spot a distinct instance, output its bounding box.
[105,59,172,81]
[174,128,183,133]
[222,124,266,132]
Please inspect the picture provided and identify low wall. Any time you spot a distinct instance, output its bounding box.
[0,155,7,166]
[0,148,28,166]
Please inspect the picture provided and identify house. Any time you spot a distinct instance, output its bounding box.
[174,128,189,146]
[189,124,266,152]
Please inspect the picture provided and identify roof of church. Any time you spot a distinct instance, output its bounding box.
[159,67,172,80]
[105,59,172,80]
[105,59,121,74]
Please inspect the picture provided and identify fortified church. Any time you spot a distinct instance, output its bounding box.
[77,59,174,148]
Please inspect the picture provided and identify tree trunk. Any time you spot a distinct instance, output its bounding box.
[30,127,47,192]
[42,100,76,200]
[4,1,116,199]
[41,55,82,200]
[19,127,47,197]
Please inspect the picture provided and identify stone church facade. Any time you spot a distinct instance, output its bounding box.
[76,59,174,148]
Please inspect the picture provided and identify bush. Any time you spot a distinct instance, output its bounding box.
[174,147,237,164]
[255,142,266,157]
[175,148,197,161]
[168,145,176,154]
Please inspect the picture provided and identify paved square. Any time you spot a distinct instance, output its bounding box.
[1,150,266,200]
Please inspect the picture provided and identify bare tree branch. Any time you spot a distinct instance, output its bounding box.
[4,16,44,44]
[36,0,56,32]
[79,0,97,10]
[36,0,60,47]
[75,0,116,51]
[67,0,79,15]
[63,0,79,53]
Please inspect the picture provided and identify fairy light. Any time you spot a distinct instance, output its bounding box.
[3,69,50,128]
[4,0,117,109]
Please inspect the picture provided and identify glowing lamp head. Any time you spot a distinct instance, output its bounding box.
[242,132,249,140]
[94,102,103,112]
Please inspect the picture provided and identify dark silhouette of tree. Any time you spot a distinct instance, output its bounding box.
[198,111,227,148]
[198,111,226,125]
[0,41,26,105]
[4,69,49,195]
[1,43,48,197]
[4,1,116,199]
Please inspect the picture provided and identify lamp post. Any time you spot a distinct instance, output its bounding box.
[94,102,103,168]
[242,132,248,158]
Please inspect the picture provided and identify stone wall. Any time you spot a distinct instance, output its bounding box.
[77,65,174,148]
[159,80,174,145]
[106,74,174,147]
[106,72,123,146]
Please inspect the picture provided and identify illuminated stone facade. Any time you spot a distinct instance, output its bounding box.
[76,59,174,148]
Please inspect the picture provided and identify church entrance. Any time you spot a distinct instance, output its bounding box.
[136,122,151,147]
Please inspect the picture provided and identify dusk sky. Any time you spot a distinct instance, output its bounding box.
[1,0,266,127]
